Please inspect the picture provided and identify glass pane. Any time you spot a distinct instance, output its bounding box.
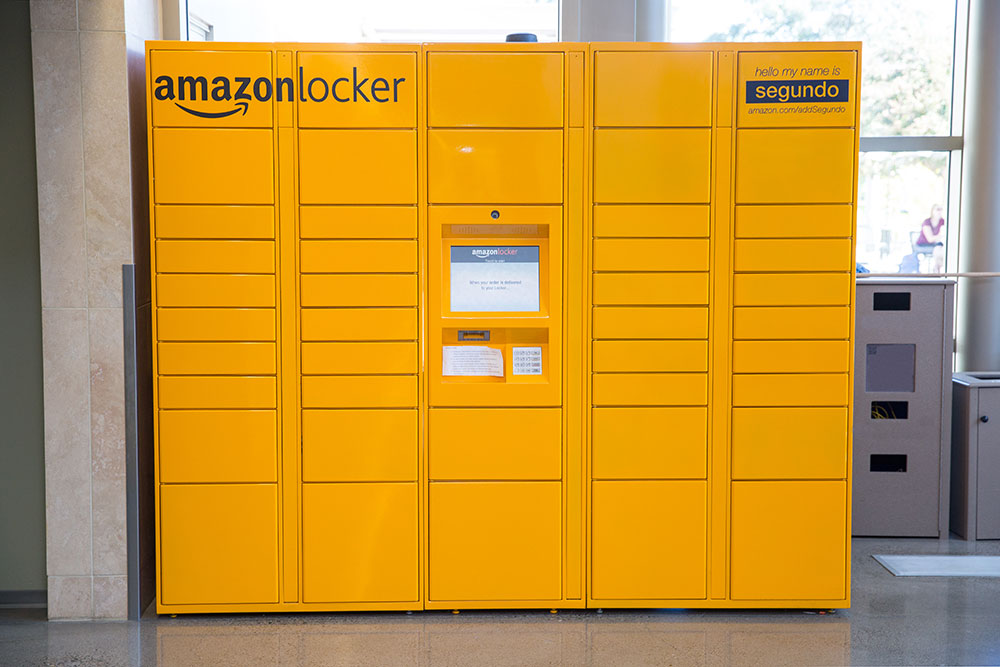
[186,0,559,43]
[667,0,956,136]
[856,151,949,274]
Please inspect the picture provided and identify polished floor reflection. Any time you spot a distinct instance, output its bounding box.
[2,538,999,666]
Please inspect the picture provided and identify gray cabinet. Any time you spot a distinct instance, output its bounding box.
[951,373,1000,539]
[852,278,954,537]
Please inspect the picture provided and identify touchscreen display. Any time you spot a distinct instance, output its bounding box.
[450,246,540,312]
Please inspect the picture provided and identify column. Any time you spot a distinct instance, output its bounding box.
[957,0,1000,370]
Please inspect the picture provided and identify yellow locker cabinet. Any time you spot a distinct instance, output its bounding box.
[147,41,858,613]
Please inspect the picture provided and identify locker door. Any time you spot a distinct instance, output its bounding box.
[429,482,561,601]
[731,481,846,601]
[976,390,1000,538]
[160,485,279,605]
[592,481,707,600]
[302,483,418,603]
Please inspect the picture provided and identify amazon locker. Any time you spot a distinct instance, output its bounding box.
[146,40,858,613]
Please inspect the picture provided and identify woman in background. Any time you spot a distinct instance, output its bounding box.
[915,204,945,273]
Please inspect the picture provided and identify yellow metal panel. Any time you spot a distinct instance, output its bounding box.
[427,53,563,127]
[149,49,273,128]
[593,307,708,339]
[593,340,708,372]
[276,126,298,603]
[731,481,846,600]
[735,204,853,238]
[594,51,713,127]
[732,408,847,479]
[156,274,275,307]
[733,306,850,340]
[155,206,274,239]
[592,373,707,406]
[429,482,561,601]
[302,483,418,602]
[302,410,416,482]
[301,375,417,408]
[301,342,417,374]
[160,484,278,605]
[155,240,275,274]
[299,129,416,204]
[717,51,734,127]
[593,273,709,306]
[300,240,416,273]
[156,308,275,341]
[158,342,276,375]
[733,374,849,407]
[594,129,711,203]
[153,128,274,204]
[593,239,709,272]
[296,52,416,128]
[158,376,276,409]
[159,410,277,483]
[569,51,584,127]
[300,308,417,341]
[733,273,851,306]
[300,275,416,307]
[592,481,706,599]
[429,409,561,480]
[732,341,850,374]
[592,408,706,479]
[737,51,857,128]
[735,129,855,204]
[277,51,292,127]
[566,126,585,599]
[429,204,561,226]
[734,239,853,272]
[593,205,710,238]
[709,114,734,601]
[299,206,417,239]
[428,129,563,204]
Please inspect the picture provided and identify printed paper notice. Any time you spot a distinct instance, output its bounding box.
[450,246,540,312]
[442,345,504,377]
[512,347,543,376]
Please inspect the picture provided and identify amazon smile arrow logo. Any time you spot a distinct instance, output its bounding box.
[174,100,249,118]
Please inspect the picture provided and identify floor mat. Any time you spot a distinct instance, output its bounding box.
[874,554,1000,577]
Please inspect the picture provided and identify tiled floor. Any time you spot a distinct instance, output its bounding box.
[2,537,1000,666]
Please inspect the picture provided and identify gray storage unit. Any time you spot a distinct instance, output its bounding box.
[951,372,1000,539]
[852,278,955,537]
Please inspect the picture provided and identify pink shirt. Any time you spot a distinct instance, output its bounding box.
[917,217,944,245]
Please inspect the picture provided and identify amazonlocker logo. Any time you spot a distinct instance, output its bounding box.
[153,67,408,119]
[470,248,522,259]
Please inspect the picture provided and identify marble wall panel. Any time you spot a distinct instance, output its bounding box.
[41,308,92,578]
[31,29,86,310]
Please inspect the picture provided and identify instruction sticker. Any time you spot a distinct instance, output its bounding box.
[512,347,543,376]
[442,345,504,377]
[737,51,857,128]
[450,246,540,312]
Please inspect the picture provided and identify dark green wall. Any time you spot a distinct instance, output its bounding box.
[0,0,47,592]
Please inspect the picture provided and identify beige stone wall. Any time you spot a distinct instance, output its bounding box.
[31,0,158,620]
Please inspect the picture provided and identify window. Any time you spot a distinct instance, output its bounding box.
[857,152,949,273]
[185,0,559,43]
[666,0,964,274]
[186,0,966,274]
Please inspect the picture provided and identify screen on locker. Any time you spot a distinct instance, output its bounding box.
[450,245,540,312]
[429,209,562,406]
